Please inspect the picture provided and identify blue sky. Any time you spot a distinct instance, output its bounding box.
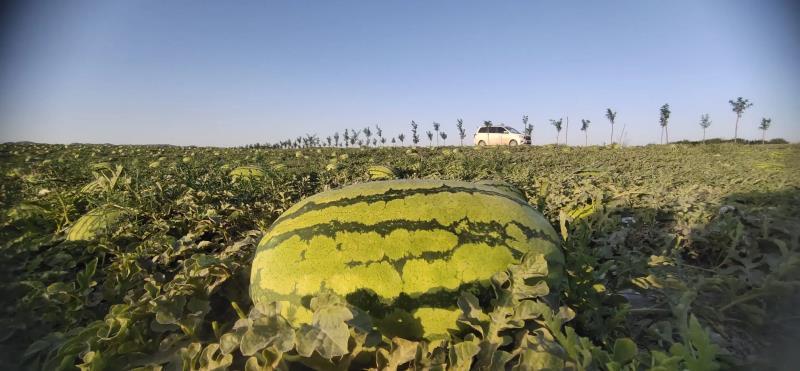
[1,0,797,146]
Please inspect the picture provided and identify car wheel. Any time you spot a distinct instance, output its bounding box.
[509,140,518,146]
[478,140,486,146]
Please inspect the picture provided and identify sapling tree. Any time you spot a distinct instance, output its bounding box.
[440,132,447,145]
[375,125,383,146]
[759,117,772,144]
[523,115,533,143]
[729,97,753,143]
[659,103,671,144]
[605,108,617,145]
[343,130,350,147]
[350,129,359,146]
[411,121,420,146]
[304,134,318,147]
[433,122,441,146]
[398,133,405,145]
[699,114,711,143]
[456,119,466,146]
[362,127,372,147]
[326,136,332,147]
[580,119,590,146]
[333,132,340,147]
[426,131,434,146]
[550,118,563,145]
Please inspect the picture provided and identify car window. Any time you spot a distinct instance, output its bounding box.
[488,127,500,133]
[478,127,487,133]
[505,127,520,134]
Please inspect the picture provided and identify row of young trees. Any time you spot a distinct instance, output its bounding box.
[542,96,772,146]
[257,96,774,149]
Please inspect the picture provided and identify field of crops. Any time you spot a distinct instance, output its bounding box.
[1,142,798,370]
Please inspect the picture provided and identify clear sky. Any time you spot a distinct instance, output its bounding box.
[1,0,798,146]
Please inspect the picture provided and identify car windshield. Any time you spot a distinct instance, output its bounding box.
[504,127,520,134]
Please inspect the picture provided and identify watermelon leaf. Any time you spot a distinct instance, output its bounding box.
[456,292,485,336]
[295,292,354,359]
[448,337,480,371]
[516,348,565,370]
[612,337,637,364]
[507,253,550,301]
[235,303,295,357]
[376,337,419,370]
[197,343,233,370]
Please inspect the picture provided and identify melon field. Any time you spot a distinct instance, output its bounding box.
[1,142,798,370]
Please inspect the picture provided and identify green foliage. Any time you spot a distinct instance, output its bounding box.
[0,142,798,370]
[759,117,772,132]
[728,97,753,116]
[699,114,711,129]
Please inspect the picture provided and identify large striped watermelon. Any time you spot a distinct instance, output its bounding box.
[66,206,126,241]
[250,180,563,340]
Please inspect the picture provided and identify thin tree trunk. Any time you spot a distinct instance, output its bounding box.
[703,128,706,144]
[660,128,664,144]
[565,116,569,146]
[734,114,740,143]
[762,130,766,144]
[585,131,588,146]
[666,126,669,144]
[610,124,614,145]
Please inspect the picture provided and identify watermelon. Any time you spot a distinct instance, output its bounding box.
[80,180,104,194]
[250,180,563,339]
[89,162,113,172]
[367,165,398,180]
[66,206,126,241]
[229,165,265,180]
[475,180,527,201]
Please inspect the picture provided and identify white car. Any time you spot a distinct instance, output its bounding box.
[473,125,530,146]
